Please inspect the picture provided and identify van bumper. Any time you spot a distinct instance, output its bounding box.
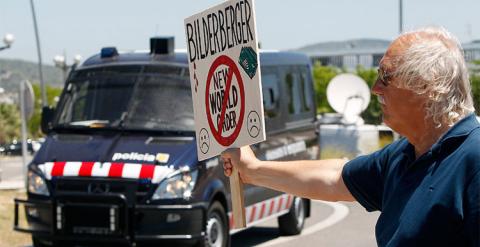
[14,196,207,246]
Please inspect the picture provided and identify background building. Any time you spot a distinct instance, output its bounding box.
[464,40,480,61]
[296,39,480,70]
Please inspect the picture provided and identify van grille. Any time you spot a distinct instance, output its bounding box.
[53,177,153,205]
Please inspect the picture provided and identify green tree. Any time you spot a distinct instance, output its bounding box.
[356,66,382,125]
[28,84,62,138]
[312,62,339,113]
[312,63,382,124]
[0,83,62,144]
[312,63,480,125]
[471,74,480,115]
[0,103,21,144]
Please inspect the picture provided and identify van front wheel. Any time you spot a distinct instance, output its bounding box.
[32,237,51,247]
[278,197,306,235]
[203,201,229,247]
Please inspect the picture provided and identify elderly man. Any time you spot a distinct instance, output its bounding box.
[222,26,479,247]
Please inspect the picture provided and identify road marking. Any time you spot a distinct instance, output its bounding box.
[7,176,23,181]
[256,200,349,247]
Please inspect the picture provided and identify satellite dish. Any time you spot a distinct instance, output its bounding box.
[326,74,370,125]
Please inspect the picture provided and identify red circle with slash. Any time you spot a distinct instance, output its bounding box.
[205,55,245,146]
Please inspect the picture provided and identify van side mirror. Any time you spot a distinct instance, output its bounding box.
[41,106,55,134]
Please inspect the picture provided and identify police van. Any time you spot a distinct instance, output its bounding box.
[14,37,319,247]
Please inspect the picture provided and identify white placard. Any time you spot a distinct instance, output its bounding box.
[185,0,265,161]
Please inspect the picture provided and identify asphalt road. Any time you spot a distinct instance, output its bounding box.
[232,200,379,247]
[0,155,30,183]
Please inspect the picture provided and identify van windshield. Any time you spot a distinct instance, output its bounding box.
[55,66,194,132]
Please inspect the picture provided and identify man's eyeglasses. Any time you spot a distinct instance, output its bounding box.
[377,68,392,87]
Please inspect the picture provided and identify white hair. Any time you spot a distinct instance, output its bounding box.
[393,26,475,127]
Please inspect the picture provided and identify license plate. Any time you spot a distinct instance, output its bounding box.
[72,226,111,235]
[62,204,119,235]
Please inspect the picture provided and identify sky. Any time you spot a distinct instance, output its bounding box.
[0,0,479,65]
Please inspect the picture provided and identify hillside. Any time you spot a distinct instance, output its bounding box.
[0,58,63,92]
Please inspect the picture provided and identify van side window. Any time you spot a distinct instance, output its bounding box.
[284,66,314,116]
[262,72,280,118]
[299,66,313,112]
[285,70,302,115]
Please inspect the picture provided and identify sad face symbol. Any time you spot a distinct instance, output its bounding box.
[247,111,261,138]
[199,128,210,154]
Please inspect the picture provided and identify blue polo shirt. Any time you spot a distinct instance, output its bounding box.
[342,114,480,247]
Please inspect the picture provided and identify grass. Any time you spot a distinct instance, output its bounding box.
[320,131,395,160]
[0,190,31,247]
[379,132,395,148]
[320,146,355,159]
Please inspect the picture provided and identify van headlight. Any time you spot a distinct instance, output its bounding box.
[152,169,198,200]
[27,170,49,196]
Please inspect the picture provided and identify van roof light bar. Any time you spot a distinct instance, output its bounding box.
[100,47,119,58]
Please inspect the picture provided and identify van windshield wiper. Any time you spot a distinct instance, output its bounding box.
[119,127,195,136]
[51,121,116,132]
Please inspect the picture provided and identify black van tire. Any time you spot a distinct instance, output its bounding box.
[32,237,53,247]
[33,237,73,247]
[202,201,229,247]
[278,197,306,236]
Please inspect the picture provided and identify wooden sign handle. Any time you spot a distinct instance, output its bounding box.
[229,165,246,228]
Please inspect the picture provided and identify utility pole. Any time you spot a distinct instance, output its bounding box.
[29,0,47,107]
[399,0,404,34]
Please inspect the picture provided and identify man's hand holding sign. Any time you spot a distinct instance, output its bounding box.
[184,0,265,229]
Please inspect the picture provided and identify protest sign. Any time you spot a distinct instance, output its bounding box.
[185,0,265,228]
